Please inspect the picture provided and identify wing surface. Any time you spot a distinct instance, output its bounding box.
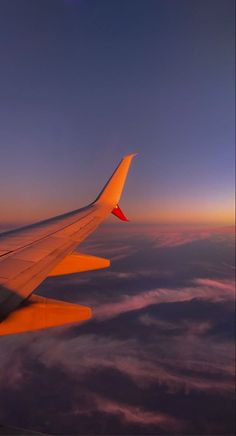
[0,154,135,334]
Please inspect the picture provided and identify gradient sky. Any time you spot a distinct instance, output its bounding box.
[0,0,235,225]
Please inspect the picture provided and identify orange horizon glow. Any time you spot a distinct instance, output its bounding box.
[0,216,235,235]
[1,194,235,231]
[134,209,235,226]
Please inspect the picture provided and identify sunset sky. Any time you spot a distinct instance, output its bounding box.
[0,2,235,435]
[0,0,234,227]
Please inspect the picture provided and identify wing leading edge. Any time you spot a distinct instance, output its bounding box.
[0,154,136,335]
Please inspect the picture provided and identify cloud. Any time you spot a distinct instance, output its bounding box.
[139,313,212,335]
[0,275,234,398]
[1,321,232,397]
[0,355,26,390]
[0,224,234,434]
[194,278,235,292]
[81,224,235,251]
[94,278,235,320]
[88,395,184,431]
[153,231,211,248]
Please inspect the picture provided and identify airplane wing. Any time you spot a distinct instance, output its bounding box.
[0,154,135,335]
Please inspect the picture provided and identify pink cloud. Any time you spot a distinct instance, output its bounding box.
[13,325,232,395]
[94,278,235,320]
[139,314,212,335]
[81,223,235,251]
[0,317,234,398]
[194,278,235,292]
[91,395,184,431]
[0,275,234,399]
[0,353,27,390]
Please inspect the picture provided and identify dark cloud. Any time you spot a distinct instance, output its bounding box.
[0,225,235,435]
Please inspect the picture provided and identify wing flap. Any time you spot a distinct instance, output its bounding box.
[48,253,110,276]
[0,295,91,336]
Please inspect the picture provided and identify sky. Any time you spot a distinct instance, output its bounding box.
[0,0,235,227]
[0,3,235,434]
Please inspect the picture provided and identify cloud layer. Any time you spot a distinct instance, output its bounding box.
[0,225,235,435]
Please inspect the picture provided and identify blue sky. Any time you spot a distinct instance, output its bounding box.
[0,0,234,224]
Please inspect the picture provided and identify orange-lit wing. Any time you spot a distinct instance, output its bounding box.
[0,295,91,336]
[0,154,135,334]
[48,253,110,276]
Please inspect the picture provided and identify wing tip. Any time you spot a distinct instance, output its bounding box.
[95,152,137,206]
[123,153,138,160]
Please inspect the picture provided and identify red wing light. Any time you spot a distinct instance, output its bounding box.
[111,205,129,222]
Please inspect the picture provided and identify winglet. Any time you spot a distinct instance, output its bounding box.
[95,154,136,207]
[111,205,129,221]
